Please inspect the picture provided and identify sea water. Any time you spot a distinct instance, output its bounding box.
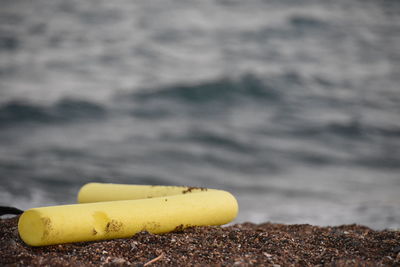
[1,0,400,229]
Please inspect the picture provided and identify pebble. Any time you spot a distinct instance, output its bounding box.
[263,253,273,258]
[111,257,127,264]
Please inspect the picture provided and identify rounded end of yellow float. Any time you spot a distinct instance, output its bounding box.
[77,182,96,203]
[18,209,48,246]
[226,191,239,222]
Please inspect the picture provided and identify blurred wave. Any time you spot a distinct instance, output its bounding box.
[132,74,279,104]
[0,99,106,126]
[0,0,399,229]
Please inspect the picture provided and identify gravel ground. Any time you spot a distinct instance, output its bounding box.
[1,216,400,266]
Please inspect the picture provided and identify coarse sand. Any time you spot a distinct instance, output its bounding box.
[1,216,399,266]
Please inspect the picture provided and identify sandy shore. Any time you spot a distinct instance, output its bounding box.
[1,216,399,266]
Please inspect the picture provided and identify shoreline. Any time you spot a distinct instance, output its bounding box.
[1,216,399,266]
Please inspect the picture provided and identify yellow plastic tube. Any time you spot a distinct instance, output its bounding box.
[78,182,213,203]
[18,190,238,246]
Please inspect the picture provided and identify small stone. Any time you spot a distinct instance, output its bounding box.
[3,239,16,248]
[263,252,273,258]
[382,256,393,264]
[112,257,126,264]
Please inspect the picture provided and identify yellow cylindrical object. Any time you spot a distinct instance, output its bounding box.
[78,182,213,203]
[18,190,238,246]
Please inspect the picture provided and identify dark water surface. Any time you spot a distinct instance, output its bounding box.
[1,0,400,229]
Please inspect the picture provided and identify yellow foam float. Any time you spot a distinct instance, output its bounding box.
[78,182,214,203]
[18,184,238,246]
